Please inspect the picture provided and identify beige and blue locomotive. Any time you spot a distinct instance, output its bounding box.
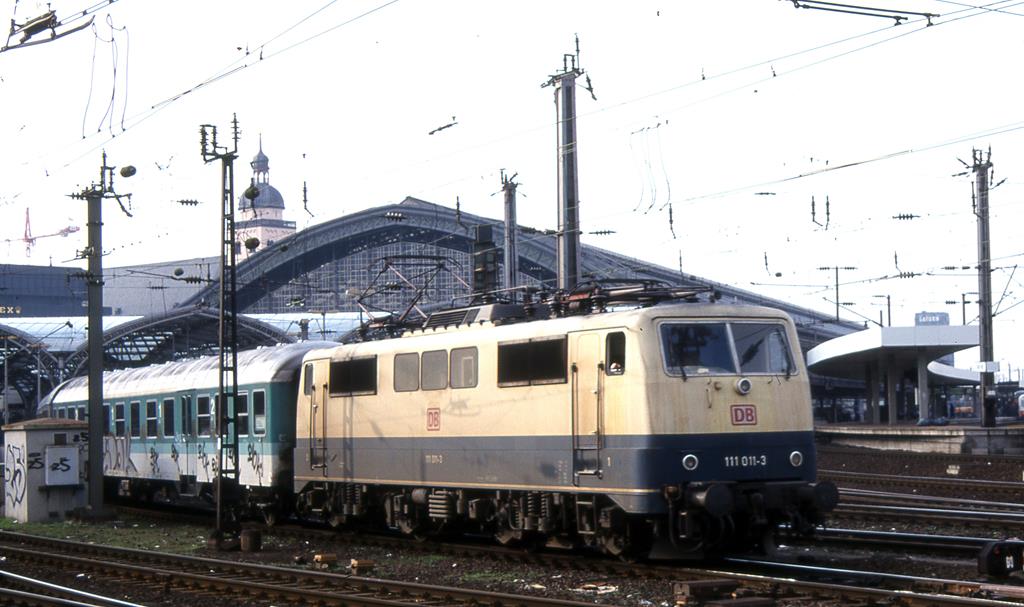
[293,300,837,557]
[39,342,325,521]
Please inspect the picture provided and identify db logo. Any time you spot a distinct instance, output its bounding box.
[426,407,441,431]
[730,404,757,425]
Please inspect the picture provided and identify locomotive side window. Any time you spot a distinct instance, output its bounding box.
[329,356,377,395]
[57,408,66,418]
[103,404,111,436]
[146,400,158,438]
[252,390,266,435]
[422,350,448,391]
[236,392,249,437]
[732,323,794,375]
[197,395,211,436]
[394,353,420,392]
[660,323,733,375]
[497,337,567,386]
[450,347,478,389]
[162,398,175,438]
[114,403,125,437]
[606,332,626,375]
[303,363,314,395]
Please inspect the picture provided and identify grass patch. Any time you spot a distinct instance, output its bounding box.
[459,570,513,583]
[0,516,209,554]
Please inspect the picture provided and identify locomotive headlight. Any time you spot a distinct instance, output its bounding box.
[789,450,804,467]
[681,454,699,471]
[735,377,752,395]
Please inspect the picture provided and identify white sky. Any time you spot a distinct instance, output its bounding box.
[1,0,1022,378]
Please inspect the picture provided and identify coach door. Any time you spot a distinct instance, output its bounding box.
[305,362,328,474]
[570,332,603,481]
[178,391,197,494]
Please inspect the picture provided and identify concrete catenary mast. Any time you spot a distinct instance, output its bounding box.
[501,170,519,295]
[543,37,594,291]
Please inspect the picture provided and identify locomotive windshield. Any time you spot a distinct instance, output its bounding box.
[660,321,794,376]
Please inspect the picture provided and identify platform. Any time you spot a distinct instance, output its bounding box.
[816,420,1024,455]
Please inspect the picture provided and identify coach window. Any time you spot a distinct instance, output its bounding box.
[236,392,249,438]
[497,336,567,386]
[303,363,314,396]
[57,408,66,419]
[606,332,625,375]
[162,398,175,438]
[78,406,86,420]
[103,404,111,436]
[329,356,377,395]
[114,403,126,437]
[450,347,478,389]
[252,390,266,435]
[146,400,158,438]
[394,353,420,392]
[130,401,141,439]
[421,350,448,391]
[197,395,211,436]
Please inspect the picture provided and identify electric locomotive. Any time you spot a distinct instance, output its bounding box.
[293,286,837,558]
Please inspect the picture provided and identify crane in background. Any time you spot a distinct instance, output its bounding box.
[5,208,80,256]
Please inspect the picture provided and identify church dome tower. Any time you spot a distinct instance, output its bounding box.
[235,138,296,260]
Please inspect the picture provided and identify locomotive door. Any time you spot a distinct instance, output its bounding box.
[305,362,328,475]
[570,332,603,480]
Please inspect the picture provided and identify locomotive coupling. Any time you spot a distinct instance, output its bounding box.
[685,483,734,517]
[798,481,839,512]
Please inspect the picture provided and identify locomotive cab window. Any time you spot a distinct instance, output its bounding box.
[659,321,796,376]
[732,323,794,375]
[606,332,625,375]
[497,336,567,387]
[329,356,377,395]
[393,353,419,392]
[103,404,111,436]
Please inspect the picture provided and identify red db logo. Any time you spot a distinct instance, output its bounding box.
[730,404,757,425]
[426,407,441,431]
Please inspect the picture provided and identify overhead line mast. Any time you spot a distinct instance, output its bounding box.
[543,36,595,292]
[199,115,246,542]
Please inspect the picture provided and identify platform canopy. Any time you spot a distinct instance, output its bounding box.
[806,325,979,379]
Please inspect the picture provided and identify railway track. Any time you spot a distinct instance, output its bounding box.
[0,530,617,607]
[4,528,1022,607]
[821,468,1024,500]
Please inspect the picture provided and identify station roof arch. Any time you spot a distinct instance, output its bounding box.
[62,305,294,377]
[181,197,860,351]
